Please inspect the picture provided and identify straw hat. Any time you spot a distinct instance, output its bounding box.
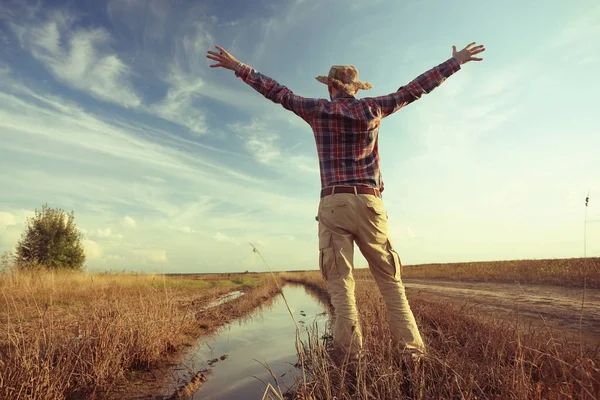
[316,65,372,94]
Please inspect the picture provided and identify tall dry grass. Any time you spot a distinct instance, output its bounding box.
[283,271,600,399]
[0,268,280,399]
[353,257,600,288]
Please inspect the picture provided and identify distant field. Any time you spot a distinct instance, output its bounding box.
[350,257,600,288]
[0,269,280,399]
[168,257,600,288]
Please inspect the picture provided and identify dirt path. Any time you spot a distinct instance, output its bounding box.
[402,279,600,344]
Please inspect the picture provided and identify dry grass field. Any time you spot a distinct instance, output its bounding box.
[281,269,600,400]
[359,257,600,288]
[1,257,599,399]
[0,269,280,399]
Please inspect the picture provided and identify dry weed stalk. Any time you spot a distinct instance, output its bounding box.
[249,243,309,397]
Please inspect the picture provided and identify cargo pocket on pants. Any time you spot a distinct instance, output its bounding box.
[366,199,388,220]
[319,232,334,281]
[388,239,402,281]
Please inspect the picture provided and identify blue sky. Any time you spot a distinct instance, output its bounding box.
[0,0,599,273]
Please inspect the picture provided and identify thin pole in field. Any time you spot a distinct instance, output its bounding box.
[584,190,589,258]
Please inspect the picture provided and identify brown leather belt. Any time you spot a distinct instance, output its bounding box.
[320,186,381,198]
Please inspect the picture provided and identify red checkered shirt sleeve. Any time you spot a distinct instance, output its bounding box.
[235,64,321,122]
[371,58,461,118]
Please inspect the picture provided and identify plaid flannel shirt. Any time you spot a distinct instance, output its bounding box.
[235,58,461,193]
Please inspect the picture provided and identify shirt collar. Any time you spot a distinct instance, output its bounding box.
[331,91,355,100]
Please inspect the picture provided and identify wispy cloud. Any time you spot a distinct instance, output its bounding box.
[9,11,141,108]
[0,70,262,189]
[228,117,320,178]
[123,216,137,228]
[150,22,214,135]
[248,0,322,64]
[231,118,282,164]
[542,6,600,65]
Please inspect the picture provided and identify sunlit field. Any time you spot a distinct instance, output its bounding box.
[281,264,600,400]
[0,269,280,399]
[1,258,599,399]
[376,257,600,288]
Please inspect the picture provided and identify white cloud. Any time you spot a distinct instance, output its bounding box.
[0,211,18,227]
[0,209,34,253]
[0,78,263,191]
[10,11,141,108]
[215,232,239,245]
[96,227,112,238]
[151,22,213,135]
[108,1,315,136]
[233,119,282,164]
[289,154,319,174]
[153,66,207,135]
[123,216,136,228]
[83,239,103,260]
[132,248,168,263]
[175,226,197,234]
[228,118,319,177]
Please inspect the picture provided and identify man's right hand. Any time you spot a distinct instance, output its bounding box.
[206,45,241,71]
[452,42,485,65]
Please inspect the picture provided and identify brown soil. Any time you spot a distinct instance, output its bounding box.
[404,278,600,345]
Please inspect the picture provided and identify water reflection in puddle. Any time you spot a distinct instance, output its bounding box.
[165,285,329,399]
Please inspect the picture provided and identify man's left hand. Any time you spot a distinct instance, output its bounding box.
[452,42,485,65]
[206,45,240,71]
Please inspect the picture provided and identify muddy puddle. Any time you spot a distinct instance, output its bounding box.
[403,279,600,343]
[156,285,328,400]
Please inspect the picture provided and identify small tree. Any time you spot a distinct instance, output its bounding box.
[16,204,86,270]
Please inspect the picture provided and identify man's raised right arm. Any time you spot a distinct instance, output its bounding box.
[373,42,485,118]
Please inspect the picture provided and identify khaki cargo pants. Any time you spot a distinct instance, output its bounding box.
[317,191,425,358]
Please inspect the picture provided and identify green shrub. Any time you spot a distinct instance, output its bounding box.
[15,204,85,270]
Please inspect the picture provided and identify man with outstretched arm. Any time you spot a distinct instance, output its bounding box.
[206,42,485,363]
